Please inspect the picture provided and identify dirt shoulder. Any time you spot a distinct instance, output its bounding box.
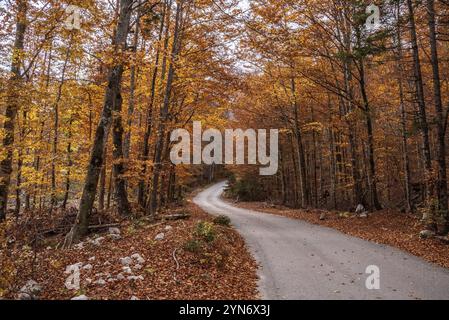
[1,201,259,300]
[234,201,449,270]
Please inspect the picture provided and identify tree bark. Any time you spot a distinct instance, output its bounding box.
[291,76,310,208]
[0,0,28,221]
[426,0,448,232]
[123,8,142,159]
[138,0,169,208]
[406,0,433,194]
[65,0,134,245]
[147,0,185,216]
[395,3,412,213]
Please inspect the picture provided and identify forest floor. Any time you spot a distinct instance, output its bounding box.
[234,201,449,270]
[1,201,258,300]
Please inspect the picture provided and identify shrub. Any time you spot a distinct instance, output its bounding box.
[213,215,231,227]
[183,239,202,253]
[226,175,267,201]
[195,221,216,243]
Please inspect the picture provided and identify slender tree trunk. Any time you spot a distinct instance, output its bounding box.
[124,8,142,159]
[396,3,412,213]
[407,0,432,195]
[62,119,73,209]
[289,135,302,208]
[51,39,72,208]
[65,0,134,245]
[358,60,382,210]
[291,77,309,207]
[0,0,28,221]
[15,109,27,216]
[138,0,169,208]
[341,59,363,206]
[98,140,108,211]
[426,0,448,232]
[147,0,184,216]
[111,88,132,215]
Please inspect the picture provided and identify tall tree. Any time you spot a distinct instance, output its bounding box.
[0,0,28,221]
[425,0,448,232]
[147,0,185,216]
[65,0,136,245]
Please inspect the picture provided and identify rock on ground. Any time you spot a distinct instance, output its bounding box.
[154,233,165,241]
[17,280,42,300]
[71,295,89,300]
[131,253,145,264]
[420,230,436,239]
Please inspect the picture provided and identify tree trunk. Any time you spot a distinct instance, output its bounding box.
[147,0,185,216]
[51,38,72,208]
[291,77,309,208]
[406,0,432,195]
[138,0,169,208]
[62,119,73,209]
[111,87,132,216]
[0,0,28,221]
[426,0,448,232]
[64,0,134,245]
[358,59,382,210]
[123,9,142,159]
[396,3,412,213]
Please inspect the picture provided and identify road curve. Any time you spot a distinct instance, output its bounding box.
[193,181,449,300]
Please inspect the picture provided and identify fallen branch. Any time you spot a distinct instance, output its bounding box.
[38,223,120,238]
[162,213,191,221]
[87,223,120,230]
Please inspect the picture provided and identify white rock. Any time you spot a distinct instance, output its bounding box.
[103,261,111,266]
[116,273,125,280]
[71,295,89,300]
[90,237,105,246]
[74,242,84,250]
[109,227,121,235]
[420,230,436,239]
[130,296,140,300]
[359,213,368,218]
[85,278,92,284]
[165,226,173,231]
[109,234,121,240]
[122,266,133,274]
[88,256,96,262]
[127,275,144,281]
[120,257,133,266]
[134,264,143,270]
[154,233,165,241]
[131,253,145,264]
[82,264,93,271]
[94,279,106,286]
[17,280,41,300]
[355,204,366,214]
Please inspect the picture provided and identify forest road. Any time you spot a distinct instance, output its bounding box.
[193,181,449,300]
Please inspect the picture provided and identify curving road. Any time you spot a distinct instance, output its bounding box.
[193,182,449,300]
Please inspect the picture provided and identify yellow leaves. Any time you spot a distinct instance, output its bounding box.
[49,258,63,270]
[302,121,323,133]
